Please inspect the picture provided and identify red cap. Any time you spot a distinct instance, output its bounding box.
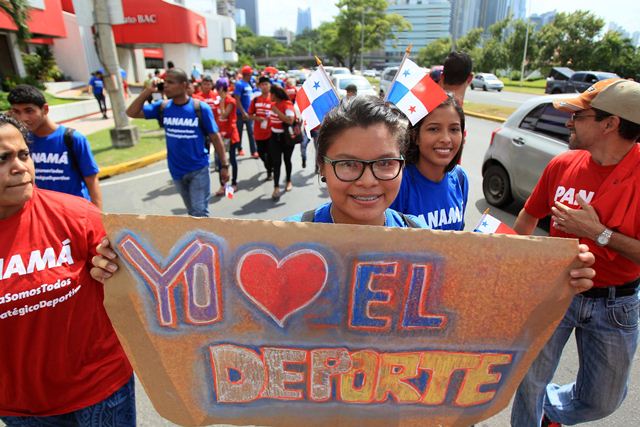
[241,65,253,75]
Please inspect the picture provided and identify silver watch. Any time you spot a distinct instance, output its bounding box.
[595,228,613,247]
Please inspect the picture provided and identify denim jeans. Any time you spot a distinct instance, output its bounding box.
[174,165,210,217]
[511,289,639,426]
[1,375,135,427]
[236,113,257,154]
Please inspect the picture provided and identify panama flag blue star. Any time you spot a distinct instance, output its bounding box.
[313,81,321,89]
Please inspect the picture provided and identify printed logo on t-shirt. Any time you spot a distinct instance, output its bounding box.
[163,116,200,140]
[553,186,595,206]
[0,238,74,281]
[418,205,464,229]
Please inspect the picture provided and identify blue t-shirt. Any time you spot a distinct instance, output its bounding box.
[143,98,219,180]
[88,76,104,96]
[391,164,468,231]
[285,202,426,228]
[30,126,100,201]
[233,79,255,113]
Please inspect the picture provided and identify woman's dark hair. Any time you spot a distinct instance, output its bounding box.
[0,113,31,144]
[7,84,46,108]
[270,85,289,101]
[315,95,409,173]
[405,94,465,174]
[593,108,640,141]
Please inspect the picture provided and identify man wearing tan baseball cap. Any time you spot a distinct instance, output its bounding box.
[512,78,640,426]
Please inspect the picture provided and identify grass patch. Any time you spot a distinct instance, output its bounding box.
[464,102,516,120]
[88,119,166,168]
[1,91,82,111]
[501,78,546,95]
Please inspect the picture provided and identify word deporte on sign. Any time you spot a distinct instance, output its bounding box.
[117,233,448,331]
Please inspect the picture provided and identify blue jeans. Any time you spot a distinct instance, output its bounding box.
[236,113,257,154]
[174,165,210,217]
[511,290,639,426]
[1,375,135,427]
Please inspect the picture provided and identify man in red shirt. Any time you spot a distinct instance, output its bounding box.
[248,76,273,180]
[511,79,640,427]
[0,113,135,425]
[193,75,220,124]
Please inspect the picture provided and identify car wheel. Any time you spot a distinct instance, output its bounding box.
[470,84,475,90]
[483,164,513,207]
[497,88,502,92]
[483,85,488,91]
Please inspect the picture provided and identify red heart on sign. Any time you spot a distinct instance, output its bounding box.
[236,249,328,327]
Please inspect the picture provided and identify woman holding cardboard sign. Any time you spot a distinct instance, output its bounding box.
[0,114,135,426]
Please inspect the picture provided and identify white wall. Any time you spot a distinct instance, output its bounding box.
[162,44,203,74]
[200,14,238,63]
[51,12,95,81]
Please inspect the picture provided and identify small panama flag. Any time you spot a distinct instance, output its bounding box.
[224,183,234,199]
[295,58,340,138]
[385,47,448,125]
[474,210,517,235]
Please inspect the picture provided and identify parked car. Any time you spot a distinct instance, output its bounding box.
[331,75,377,98]
[545,69,619,94]
[482,94,575,207]
[470,73,504,91]
[329,67,351,76]
[379,66,399,97]
[363,69,378,78]
[287,69,308,85]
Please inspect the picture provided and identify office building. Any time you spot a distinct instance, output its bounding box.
[296,7,312,35]
[385,0,451,64]
[450,0,481,41]
[236,0,259,34]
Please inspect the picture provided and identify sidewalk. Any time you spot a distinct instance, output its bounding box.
[62,110,116,134]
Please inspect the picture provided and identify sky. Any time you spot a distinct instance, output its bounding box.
[255,0,640,37]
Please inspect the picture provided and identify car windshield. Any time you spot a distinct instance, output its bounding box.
[338,78,372,90]
[484,74,499,80]
[333,69,350,75]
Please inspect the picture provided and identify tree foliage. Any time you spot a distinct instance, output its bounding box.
[0,0,30,47]
[235,26,287,62]
[417,37,450,68]
[318,0,410,70]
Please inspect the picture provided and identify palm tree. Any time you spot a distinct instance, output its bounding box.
[0,0,31,48]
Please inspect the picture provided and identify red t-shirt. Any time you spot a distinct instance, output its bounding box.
[215,95,240,143]
[248,94,273,141]
[524,149,640,287]
[285,84,297,102]
[269,99,295,133]
[0,189,132,416]
[193,90,221,124]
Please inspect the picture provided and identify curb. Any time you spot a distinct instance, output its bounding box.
[98,151,167,180]
[463,110,507,123]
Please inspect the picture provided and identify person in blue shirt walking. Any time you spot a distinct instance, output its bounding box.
[391,95,469,231]
[8,84,103,209]
[234,66,259,158]
[126,68,229,217]
[88,71,108,119]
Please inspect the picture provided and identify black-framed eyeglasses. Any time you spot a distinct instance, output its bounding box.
[323,156,404,182]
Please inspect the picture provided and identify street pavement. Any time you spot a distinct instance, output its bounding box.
[97,116,639,427]
[464,88,539,109]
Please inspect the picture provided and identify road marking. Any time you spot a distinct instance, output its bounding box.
[101,168,169,187]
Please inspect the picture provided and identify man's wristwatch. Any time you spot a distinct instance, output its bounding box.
[595,228,613,247]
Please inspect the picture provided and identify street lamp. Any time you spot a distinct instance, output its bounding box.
[360,8,365,72]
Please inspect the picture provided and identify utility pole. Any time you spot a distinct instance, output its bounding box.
[360,8,365,72]
[520,20,530,86]
[93,0,138,147]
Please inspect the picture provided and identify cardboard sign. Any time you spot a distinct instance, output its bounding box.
[102,214,579,427]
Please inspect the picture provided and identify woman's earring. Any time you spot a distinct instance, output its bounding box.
[320,176,327,183]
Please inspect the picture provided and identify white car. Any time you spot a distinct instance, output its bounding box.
[378,66,399,97]
[363,69,378,78]
[470,73,505,92]
[330,75,377,98]
[482,94,575,207]
[330,67,351,76]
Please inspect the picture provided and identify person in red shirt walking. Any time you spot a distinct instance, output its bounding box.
[0,113,135,426]
[213,79,240,195]
[248,76,273,180]
[285,78,298,103]
[268,85,296,200]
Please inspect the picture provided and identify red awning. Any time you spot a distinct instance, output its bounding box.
[113,0,207,47]
[143,48,164,59]
[0,0,66,38]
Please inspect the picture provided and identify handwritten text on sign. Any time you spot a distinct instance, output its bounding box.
[118,231,513,408]
[103,215,576,426]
